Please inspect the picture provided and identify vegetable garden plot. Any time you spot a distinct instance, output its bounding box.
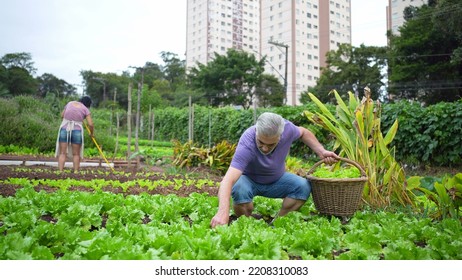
[0,165,221,197]
[0,165,461,260]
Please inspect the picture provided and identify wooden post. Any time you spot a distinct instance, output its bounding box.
[188,95,192,142]
[112,112,120,162]
[151,109,155,147]
[127,83,132,168]
[110,88,117,136]
[208,107,212,148]
[135,69,144,169]
[148,104,152,141]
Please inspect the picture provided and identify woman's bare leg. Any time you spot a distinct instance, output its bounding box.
[72,143,81,172]
[58,142,68,171]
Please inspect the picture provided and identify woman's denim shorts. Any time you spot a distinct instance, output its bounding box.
[59,129,83,144]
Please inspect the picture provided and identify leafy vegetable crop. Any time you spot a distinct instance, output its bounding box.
[1,186,461,260]
[311,165,361,179]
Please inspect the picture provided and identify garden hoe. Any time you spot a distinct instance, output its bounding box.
[84,122,115,172]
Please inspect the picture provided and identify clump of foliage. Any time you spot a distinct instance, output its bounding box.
[172,140,236,174]
[408,173,462,220]
[381,100,462,166]
[304,87,414,208]
[0,96,58,152]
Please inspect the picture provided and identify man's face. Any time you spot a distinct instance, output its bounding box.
[256,134,280,155]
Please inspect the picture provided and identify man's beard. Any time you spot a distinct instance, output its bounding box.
[257,145,277,155]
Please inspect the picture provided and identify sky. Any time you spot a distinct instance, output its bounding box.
[0,0,389,92]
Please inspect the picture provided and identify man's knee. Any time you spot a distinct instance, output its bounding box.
[232,186,253,204]
[231,176,254,204]
[292,177,311,200]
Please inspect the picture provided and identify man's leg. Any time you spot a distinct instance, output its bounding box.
[278,197,306,216]
[233,202,254,217]
[260,172,311,217]
[232,175,255,217]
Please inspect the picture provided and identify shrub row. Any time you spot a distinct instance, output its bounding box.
[1,95,461,166]
[381,101,462,166]
[145,101,462,166]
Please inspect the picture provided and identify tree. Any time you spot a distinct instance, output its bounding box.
[4,66,37,96]
[255,74,285,108]
[170,88,208,107]
[301,44,387,104]
[78,52,188,109]
[0,64,9,97]
[139,84,163,112]
[188,48,265,109]
[432,0,462,65]
[141,62,164,89]
[0,52,38,96]
[0,52,37,75]
[80,70,106,107]
[388,3,462,104]
[37,73,76,98]
[160,51,186,92]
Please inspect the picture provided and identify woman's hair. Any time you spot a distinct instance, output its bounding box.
[79,96,92,108]
[256,112,285,137]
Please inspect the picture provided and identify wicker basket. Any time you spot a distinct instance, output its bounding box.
[306,157,368,217]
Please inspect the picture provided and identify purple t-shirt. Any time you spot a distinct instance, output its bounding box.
[230,120,301,184]
[60,101,90,130]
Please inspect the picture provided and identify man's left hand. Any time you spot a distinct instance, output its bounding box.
[321,151,339,165]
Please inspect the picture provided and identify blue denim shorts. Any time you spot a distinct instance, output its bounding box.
[59,129,83,144]
[231,172,311,204]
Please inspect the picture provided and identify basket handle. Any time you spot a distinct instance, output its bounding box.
[307,157,367,177]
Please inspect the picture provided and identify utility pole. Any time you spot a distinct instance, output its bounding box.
[268,40,289,105]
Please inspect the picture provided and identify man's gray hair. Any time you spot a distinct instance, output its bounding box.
[256,112,285,137]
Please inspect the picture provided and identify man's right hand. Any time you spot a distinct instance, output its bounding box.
[210,212,229,228]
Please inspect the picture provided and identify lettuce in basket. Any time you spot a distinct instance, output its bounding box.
[311,165,361,179]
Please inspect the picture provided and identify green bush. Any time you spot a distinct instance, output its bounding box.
[0,98,20,145]
[1,96,461,167]
[141,104,332,159]
[0,96,57,152]
[382,100,462,166]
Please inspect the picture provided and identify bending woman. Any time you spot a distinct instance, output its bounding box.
[55,96,94,172]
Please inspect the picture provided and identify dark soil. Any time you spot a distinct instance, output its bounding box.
[0,155,223,198]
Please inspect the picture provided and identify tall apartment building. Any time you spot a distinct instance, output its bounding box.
[386,0,426,35]
[186,0,352,106]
